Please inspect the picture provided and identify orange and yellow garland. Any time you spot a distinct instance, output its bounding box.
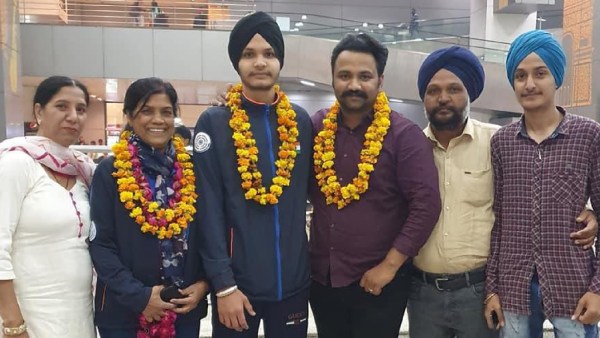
[313,91,392,209]
[112,130,197,239]
[227,83,298,205]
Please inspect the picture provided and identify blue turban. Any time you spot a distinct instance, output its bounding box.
[417,46,485,102]
[505,30,566,88]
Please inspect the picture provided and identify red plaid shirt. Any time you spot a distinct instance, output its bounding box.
[486,109,600,317]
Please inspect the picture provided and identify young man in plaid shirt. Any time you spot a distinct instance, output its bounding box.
[484,30,600,338]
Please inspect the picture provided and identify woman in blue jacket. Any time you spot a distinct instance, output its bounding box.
[89,77,208,338]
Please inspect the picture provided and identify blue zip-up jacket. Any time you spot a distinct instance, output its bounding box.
[193,97,312,301]
[89,158,208,328]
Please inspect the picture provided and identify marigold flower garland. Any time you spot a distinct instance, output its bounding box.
[227,83,299,205]
[112,130,197,240]
[313,91,392,209]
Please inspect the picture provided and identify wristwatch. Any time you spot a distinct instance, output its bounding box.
[2,321,27,336]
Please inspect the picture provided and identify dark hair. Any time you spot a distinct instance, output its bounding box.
[330,33,389,76]
[123,77,179,122]
[174,125,192,141]
[33,76,90,116]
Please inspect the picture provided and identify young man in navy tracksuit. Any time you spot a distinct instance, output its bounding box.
[192,11,312,338]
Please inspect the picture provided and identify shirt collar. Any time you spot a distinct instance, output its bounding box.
[242,91,281,107]
[424,117,474,148]
[516,106,570,139]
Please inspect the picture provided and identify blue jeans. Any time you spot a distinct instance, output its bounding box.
[408,276,497,338]
[98,320,200,338]
[501,276,598,338]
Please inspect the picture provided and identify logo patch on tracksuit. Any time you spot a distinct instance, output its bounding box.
[194,132,211,153]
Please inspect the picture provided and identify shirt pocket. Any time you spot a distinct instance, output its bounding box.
[459,167,493,207]
[552,169,585,206]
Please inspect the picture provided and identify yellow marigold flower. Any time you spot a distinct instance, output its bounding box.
[245,188,258,199]
[165,209,175,221]
[323,161,334,169]
[270,185,283,195]
[148,202,159,213]
[120,191,134,203]
[130,207,143,218]
[322,152,335,161]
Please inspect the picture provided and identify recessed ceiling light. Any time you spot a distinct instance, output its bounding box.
[301,15,307,20]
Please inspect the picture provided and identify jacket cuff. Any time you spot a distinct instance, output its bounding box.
[210,269,236,292]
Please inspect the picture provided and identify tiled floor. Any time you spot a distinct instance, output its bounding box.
[199,304,563,337]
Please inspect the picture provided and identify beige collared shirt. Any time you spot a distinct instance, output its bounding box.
[414,118,499,274]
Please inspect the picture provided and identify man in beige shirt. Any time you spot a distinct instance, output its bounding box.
[408,46,597,338]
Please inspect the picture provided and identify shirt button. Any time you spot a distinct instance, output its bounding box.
[445,206,450,210]
[330,246,334,251]
[330,223,335,228]
[444,232,449,236]
[339,177,344,182]
[445,182,450,186]
[343,154,348,158]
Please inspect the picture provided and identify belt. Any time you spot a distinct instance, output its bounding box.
[412,266,486,291]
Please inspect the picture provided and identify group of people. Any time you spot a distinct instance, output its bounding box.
[0,10,599,338]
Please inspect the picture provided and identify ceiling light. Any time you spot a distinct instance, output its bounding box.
[301,15,307,20]
[295,22,304,27]
[362,22,368,27]
[354,28,359,32]
[300,80,316,87]
[389,98,404,103]
[378,23,384,29]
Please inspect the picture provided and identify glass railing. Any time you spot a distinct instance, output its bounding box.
[17,1,510,63]
[274,12,510,64]
[19,0,256,30]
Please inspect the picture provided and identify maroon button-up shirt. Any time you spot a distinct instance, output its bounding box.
[486,109,600,317]
[310,108,441,287]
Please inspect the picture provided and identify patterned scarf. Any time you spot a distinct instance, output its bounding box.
[132,135,187,286]
[0,136,96,186]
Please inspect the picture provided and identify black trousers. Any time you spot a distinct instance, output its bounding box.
[211,287,309,338]
[310,268,410,338]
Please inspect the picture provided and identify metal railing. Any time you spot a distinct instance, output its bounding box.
[19,0,256,30]
[18,0,510,63]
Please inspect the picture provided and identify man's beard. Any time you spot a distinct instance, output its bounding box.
[426,100,470,131]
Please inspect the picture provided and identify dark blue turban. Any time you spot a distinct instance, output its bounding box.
[228,11,284,72]
[417,46,485,102]
[505,30,566,88]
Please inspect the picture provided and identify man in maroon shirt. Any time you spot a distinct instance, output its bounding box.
[484,30,600,337]
[309,33,441,338]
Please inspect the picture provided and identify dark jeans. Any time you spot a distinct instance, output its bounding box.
[408,275,498,338]
[98,320,200,338]
[211,287,309,338]
[309,268,410,338]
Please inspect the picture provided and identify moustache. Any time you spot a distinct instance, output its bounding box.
[341,90,368,99]
[431,106,460,115]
